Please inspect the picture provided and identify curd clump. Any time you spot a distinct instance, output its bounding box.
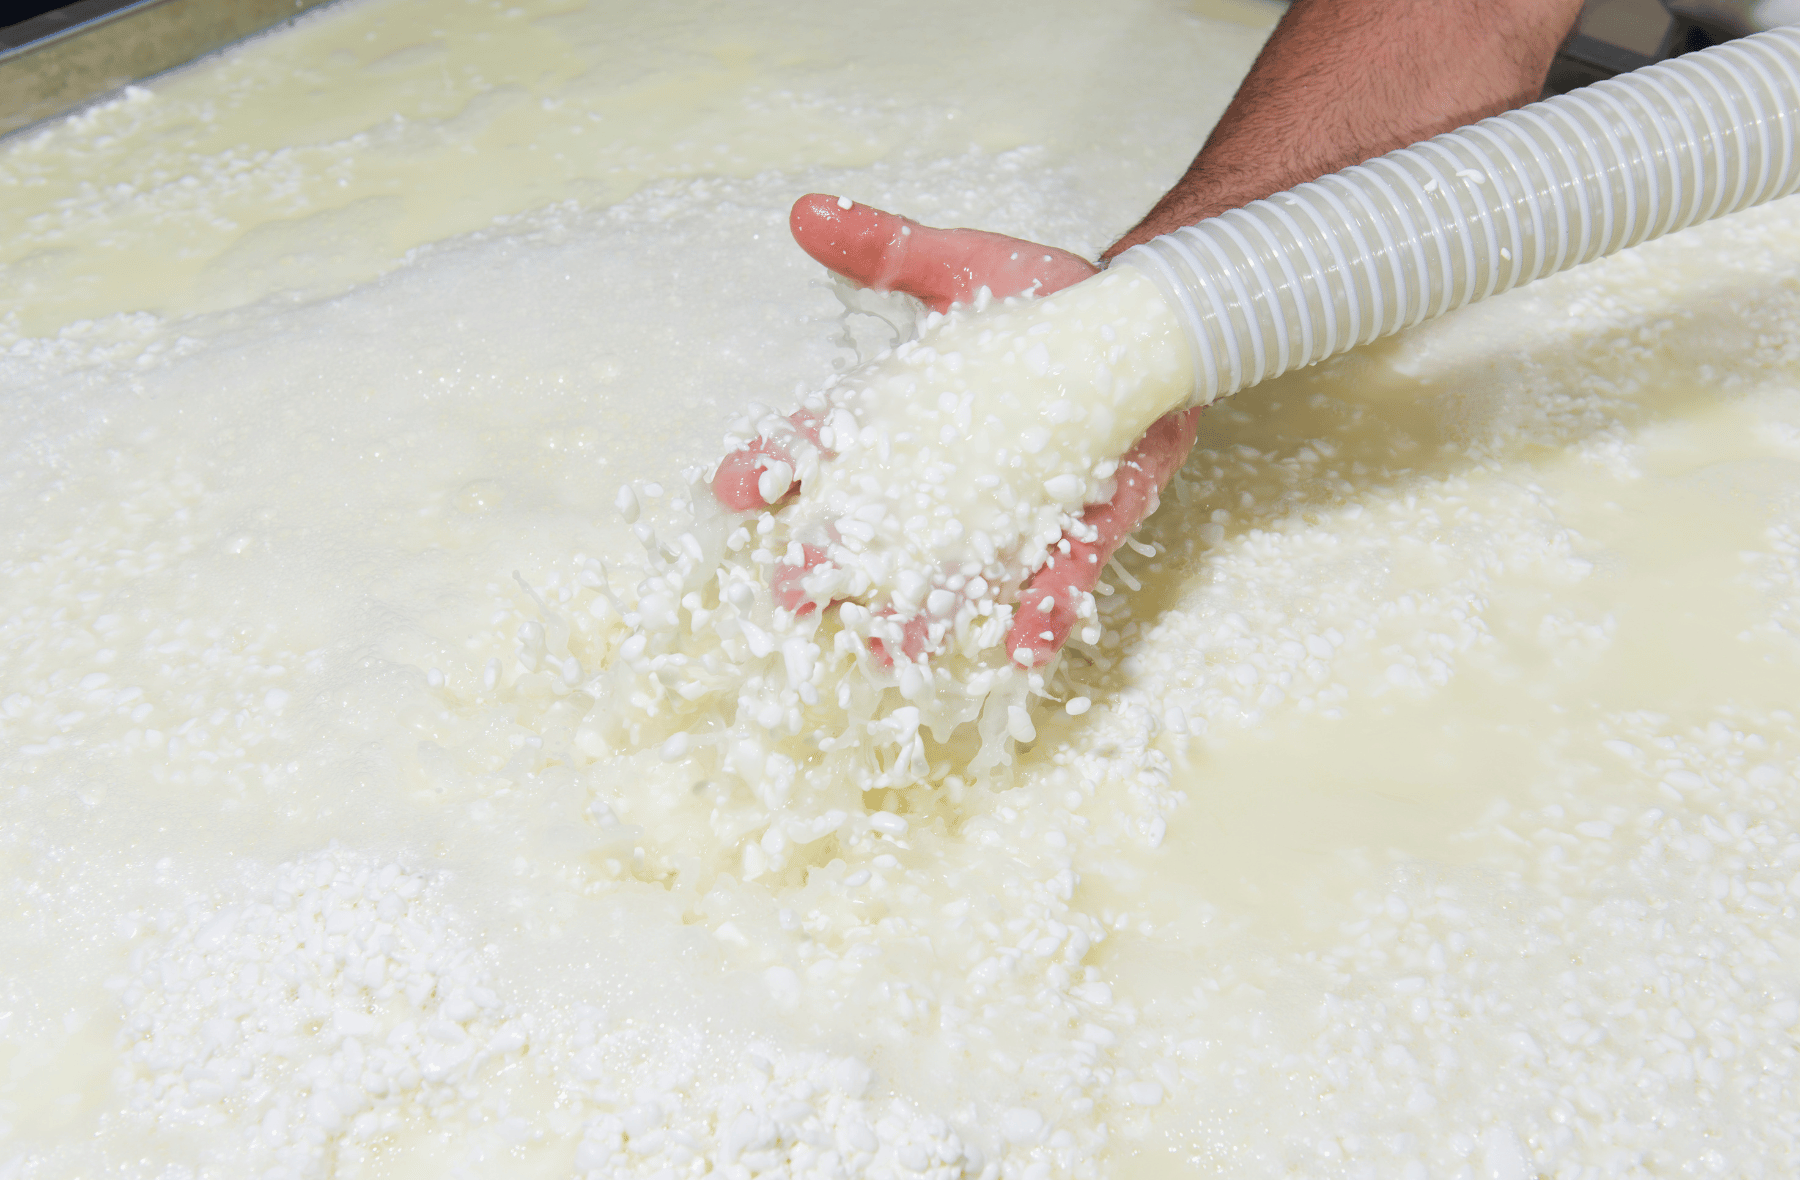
[572,271,1194,868]
[739,267,1196,660]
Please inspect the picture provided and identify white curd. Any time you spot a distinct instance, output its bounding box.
[757,269,1192,650]
[3,0,1799,1178]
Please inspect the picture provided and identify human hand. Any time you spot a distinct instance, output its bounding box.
[710,195,1100,515]
[712,194,1201,668]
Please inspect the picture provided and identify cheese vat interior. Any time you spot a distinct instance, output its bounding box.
[3,0,1799,1177]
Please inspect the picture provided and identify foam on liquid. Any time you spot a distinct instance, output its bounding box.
[5,0,1800,1177]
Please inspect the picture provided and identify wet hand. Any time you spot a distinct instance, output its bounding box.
[712,194,1200,668]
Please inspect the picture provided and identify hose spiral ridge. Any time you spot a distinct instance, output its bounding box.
[1120,26,1800,405]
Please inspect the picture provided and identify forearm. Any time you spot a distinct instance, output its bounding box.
[1102,0,1583,260]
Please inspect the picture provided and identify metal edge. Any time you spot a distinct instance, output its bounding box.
[1545,0,1761,95]
[0,0,339,140]
[1560,31,1659,77]
[0,0,159,56]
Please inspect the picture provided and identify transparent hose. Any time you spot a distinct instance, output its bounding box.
[1118,26,1800,406]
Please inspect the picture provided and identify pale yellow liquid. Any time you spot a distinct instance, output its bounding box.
[5,0,1800,1176]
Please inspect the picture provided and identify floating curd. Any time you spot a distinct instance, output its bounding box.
[3,0,1800,1178]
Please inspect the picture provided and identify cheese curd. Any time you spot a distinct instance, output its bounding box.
[761,270,1192,652]
[4,1,1800,1178]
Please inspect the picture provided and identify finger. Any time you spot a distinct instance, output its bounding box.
[1006,406,1204,668]
[772,544,833,615]
[710,410,831,511]
[867,611,930,669]
[789,193,1098,312]
[712,438,796,511]
[771,547,928,670]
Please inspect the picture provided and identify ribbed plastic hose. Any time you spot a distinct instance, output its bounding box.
[1117,26,1800,407]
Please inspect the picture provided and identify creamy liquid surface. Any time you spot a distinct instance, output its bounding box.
[5,1,1800,1178]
